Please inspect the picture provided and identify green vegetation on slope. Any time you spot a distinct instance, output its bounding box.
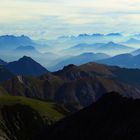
[0,95,68,140]
[0,95,67,122]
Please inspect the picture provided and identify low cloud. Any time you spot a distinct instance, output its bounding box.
[0,0,140,39]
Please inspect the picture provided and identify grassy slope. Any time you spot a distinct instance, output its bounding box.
[0,95,68,140]
[0,95,66,122]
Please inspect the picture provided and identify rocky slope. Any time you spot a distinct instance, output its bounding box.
[1,62,140,111]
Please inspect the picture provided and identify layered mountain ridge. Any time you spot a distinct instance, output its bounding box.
[1,61,140,111]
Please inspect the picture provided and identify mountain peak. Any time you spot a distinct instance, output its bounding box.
[63,64,77,70]
[6,56,48,76]
[19,56,33,61]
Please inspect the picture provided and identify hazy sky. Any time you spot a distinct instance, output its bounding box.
[0,0,140,39]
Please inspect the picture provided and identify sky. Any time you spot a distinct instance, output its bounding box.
[0,0,140,39]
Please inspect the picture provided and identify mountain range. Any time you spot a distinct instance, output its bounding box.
[1,33,140,140]
[68,42,133,55]
[1,61,140,111]
[60,33,122,40]
[50,53,110,71]
[98,53,140,69]
[0,55,140,139]
[0,34,139,69]
[50,48,140,71]
[0,35,35,50]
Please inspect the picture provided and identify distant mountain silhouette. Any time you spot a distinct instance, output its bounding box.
[100,42,131,50]
[50,52,110,71]
[106,33,122,37]
[15,45,36,51]
[62,33,122,39]
[6,56,48,76]
[0,35,35,50]
[98,53,140,68]
[15,45,40,56]
[69,42,133,55]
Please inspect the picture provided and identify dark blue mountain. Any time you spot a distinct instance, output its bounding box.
[50,52,110,71]
[92,33,104,37]
[6,56,49,76]
[98,53,140,68]
[106,33,122,37]
[0,65,14,82]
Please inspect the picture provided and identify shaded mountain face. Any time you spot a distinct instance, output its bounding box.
[0,65,14,82]
[98,53,140,69]
[0,59,7,65]
[50,53,110,71]
[37,92,140,140]
[2,62,140,111]
[0,95,67,140]
[6,56,48,76]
